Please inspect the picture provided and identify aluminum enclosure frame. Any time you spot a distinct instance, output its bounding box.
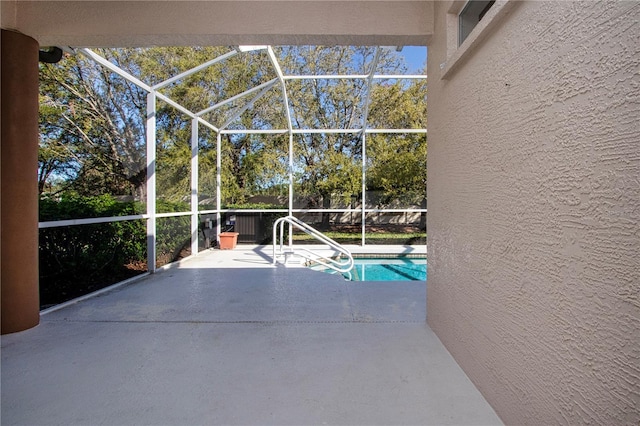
[38,46,427,272]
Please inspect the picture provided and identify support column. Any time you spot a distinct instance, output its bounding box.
[288,132,293,246]
[190,118,199,256]
[215,132,221,244]
[361,132,367,246]
[146,92,156,273]
[1,30,40,334]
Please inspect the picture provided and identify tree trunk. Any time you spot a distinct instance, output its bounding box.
[419,197,427,231]
[321,193,331,230]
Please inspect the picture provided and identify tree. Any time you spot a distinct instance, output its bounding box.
[367,77,427,206]
[39,50,148,200]
[131,47,284,207]
[276,46,408,228]
[38,46,426,219]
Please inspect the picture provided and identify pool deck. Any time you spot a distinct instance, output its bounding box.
[1,245,502,425]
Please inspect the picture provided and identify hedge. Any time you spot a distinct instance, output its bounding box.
[39,195,190,308]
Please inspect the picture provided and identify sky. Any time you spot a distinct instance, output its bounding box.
[399,46,427,74]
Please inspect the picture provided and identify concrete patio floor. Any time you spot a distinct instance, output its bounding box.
[1,245,502,425]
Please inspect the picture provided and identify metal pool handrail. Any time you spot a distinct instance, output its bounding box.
[272,215,354,274]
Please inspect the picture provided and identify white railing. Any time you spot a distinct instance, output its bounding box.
[272,215,354,274]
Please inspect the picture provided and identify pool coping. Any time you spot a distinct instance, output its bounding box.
[350,252,427,259]
[304,251,427,266]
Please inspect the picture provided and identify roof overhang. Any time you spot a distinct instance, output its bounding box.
[1,1,433,47]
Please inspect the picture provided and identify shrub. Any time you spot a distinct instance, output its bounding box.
[38,195,194,307]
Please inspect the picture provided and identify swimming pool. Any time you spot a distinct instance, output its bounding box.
[312,257,427,282]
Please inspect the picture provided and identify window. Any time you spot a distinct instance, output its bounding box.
[459,0,495,46]
[442,0,514,79]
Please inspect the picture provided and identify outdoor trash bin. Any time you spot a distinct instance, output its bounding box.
[219,232,239,249]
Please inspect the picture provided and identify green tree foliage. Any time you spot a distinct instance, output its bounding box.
[367,78,427,206]
[39,51,147,199]
[39,46,426,210]
[281,47,385,201]
[39,194,146,306]
[282,47,427,206]
[38,195,197,307]
[220,133,289,205]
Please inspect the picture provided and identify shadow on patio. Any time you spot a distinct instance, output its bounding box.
[1,247,501,425]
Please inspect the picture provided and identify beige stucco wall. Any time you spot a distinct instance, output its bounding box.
[426,1,640,424]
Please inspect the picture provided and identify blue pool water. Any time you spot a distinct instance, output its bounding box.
[314,257,427,282]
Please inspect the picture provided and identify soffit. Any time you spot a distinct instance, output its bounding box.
[2,1,434,47]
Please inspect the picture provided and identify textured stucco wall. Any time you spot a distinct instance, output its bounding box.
[426,1,640,424]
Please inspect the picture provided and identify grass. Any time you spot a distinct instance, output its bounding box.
[292,231,426,244]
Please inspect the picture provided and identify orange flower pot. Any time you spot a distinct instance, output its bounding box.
[219,232,239,249]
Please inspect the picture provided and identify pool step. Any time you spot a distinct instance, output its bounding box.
[280,249,306,267]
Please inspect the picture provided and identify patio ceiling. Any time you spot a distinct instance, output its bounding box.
[1,1,434,47]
